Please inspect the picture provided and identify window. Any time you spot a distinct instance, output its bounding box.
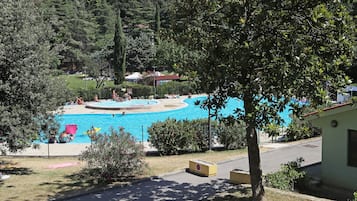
[348,130,357,167]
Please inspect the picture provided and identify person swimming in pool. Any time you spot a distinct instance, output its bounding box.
[59,131,74,143]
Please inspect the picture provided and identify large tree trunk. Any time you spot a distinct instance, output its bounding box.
[244,97,265,201]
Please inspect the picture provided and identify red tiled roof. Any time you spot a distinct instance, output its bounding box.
[303,102,352,117]
[155,75,180,81]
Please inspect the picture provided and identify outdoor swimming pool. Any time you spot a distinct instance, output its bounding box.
[54,96,292,143]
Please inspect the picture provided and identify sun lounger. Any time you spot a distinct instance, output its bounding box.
[0,174,10,180]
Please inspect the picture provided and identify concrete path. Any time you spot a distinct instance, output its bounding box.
[63,138,322,201]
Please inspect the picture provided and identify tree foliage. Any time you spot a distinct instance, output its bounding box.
[264,157,306,191]
[0,0,70,153]
[42,0,97,70]
[171,1,355,200]
[126,32,156,72]
[113,10,127,85]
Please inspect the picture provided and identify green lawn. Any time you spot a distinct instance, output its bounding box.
[59,74,115,90]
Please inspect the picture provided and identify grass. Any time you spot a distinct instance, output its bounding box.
[59,74,115,90]
[0,149,312,201]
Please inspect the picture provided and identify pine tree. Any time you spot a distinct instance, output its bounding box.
[154,3,161,45]
[113,10,127,85]
[41,0,97,70]
[126,32,156,72]
[89,0,116,49]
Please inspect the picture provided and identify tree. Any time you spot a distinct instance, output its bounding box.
[88,0,115,49]
[88,47,112,88]
[0,0,70,153]
[154,3,161,45]
[171,1,355,200]
[109,0,156,37]
[41,0,97,71]
[113,10,127,85]
[126,32,156,72]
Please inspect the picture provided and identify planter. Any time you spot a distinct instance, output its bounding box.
[230,169,251,184]
[188,159,217,177]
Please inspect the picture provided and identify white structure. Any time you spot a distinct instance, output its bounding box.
[337,86,357,103]
[125,72,142,82]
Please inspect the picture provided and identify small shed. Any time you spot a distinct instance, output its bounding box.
[305,103,357,191]
[154,74,180,86]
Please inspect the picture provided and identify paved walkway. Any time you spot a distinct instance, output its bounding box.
[62,138,325,201]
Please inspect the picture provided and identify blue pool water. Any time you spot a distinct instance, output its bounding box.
[54,96,292,143]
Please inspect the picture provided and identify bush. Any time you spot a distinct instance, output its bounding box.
[189,119,218,152]
[148,118,190,155]
[148,118,217,155]
[217,119,246,150]
[354,191,357,201]
[285,115,320,142]
[264,123,281,142]
[79,127,146,182]
[264,157,306,191]
[156,81,195,97]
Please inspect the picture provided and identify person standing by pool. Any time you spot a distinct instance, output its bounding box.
[94,94,99,102]
[76,97,84,105]
[112,90,118,100]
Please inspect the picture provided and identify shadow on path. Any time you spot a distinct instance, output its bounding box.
[63,177,249,201]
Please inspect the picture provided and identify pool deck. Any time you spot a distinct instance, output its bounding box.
[5,95,201,157]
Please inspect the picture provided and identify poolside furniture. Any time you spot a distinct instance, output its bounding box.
[188,159,217,177]
[229,169,251,184]
[65,124,78,135]
[0,174,10,181]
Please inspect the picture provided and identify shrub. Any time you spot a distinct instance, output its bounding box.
[148,118,217,155]
[217,119,246,150]
[264,157,306,191]
[354,191,357,201]
[148,118,189,155]
[130,85,153,98]
[156,81,195,96]
[79,127,146,182]
[285,115,318,142]
[264,123,281,142]
[189,119,218,152]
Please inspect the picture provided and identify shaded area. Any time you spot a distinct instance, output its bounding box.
[299,162,354,200]
[60,177,247,201]
[0,160,34,176]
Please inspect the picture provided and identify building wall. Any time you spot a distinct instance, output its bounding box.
[312,109,357,190]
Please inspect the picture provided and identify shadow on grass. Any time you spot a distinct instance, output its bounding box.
[0,160,34,175]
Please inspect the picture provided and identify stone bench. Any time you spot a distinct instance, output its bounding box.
[230,169,251,184]
[188,159,217,177]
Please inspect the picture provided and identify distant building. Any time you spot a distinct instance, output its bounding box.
[305,103,357,191]
[337,86,357,103]
[125,72,142,83]
[154,75,180,86]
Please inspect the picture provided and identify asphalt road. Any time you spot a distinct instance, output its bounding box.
[63,138,322,201]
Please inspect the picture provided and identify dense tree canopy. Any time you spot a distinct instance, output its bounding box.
[171,1,355,200]
[0,0,70,153]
